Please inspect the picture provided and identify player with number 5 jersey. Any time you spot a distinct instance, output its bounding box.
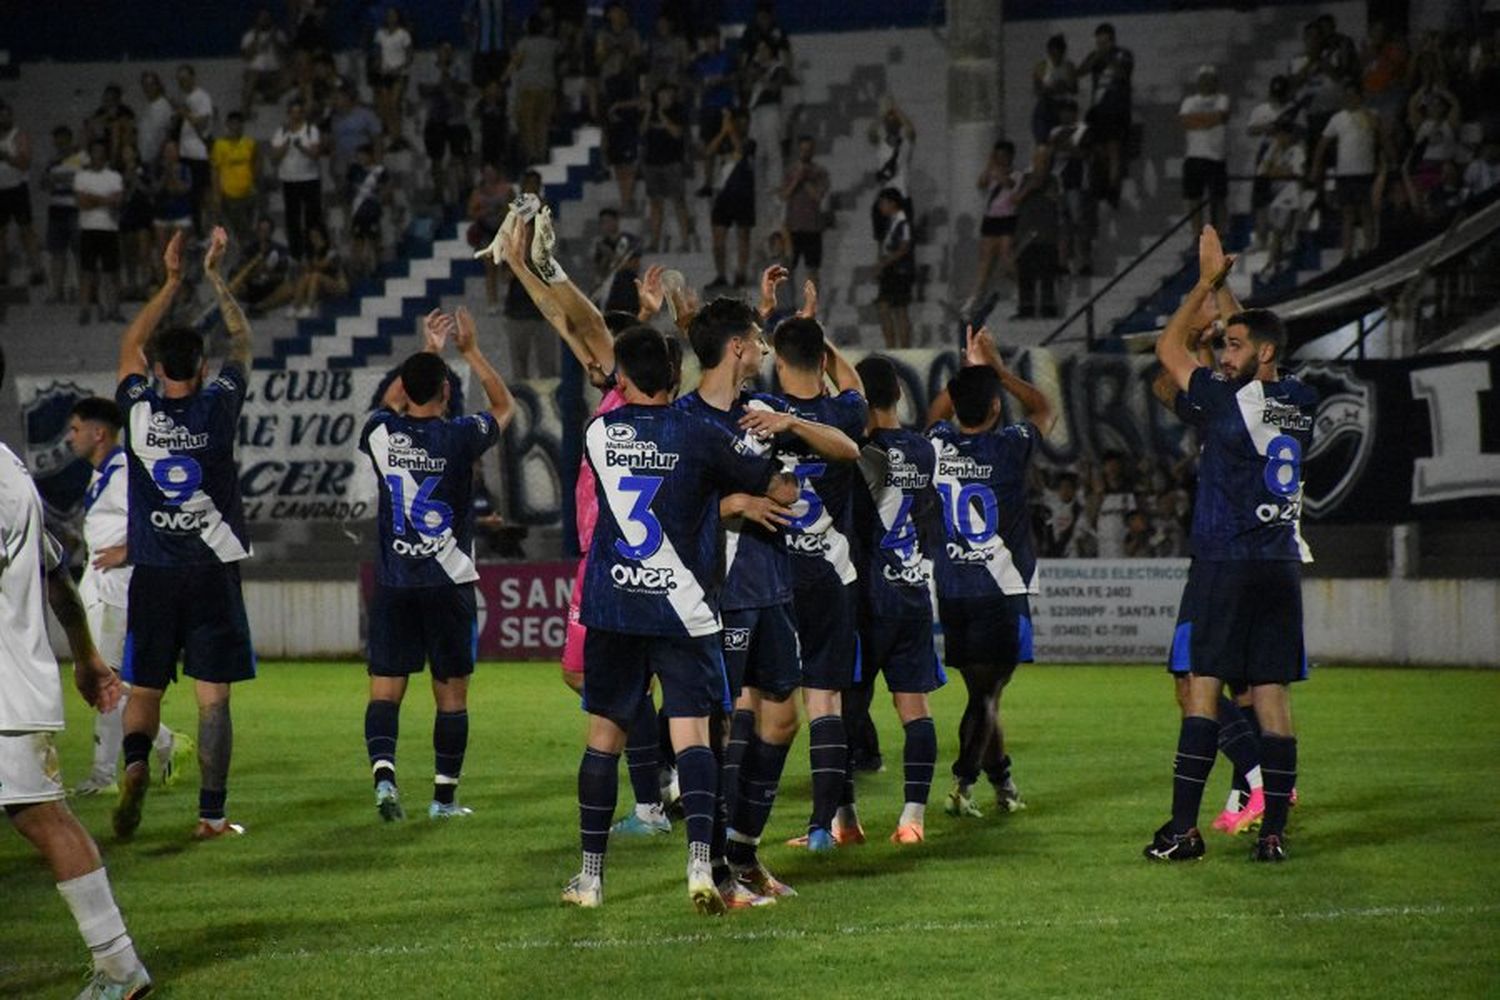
[927,325,1055,820]
[111,227,256,842]
[357,306,513,824]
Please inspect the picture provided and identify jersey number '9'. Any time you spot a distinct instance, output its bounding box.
[152,455,203,506]
[614,475,665,560]
[936,482,998,543]
[386,474,454,537]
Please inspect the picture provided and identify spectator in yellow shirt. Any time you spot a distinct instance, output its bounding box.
[211,111,259,249]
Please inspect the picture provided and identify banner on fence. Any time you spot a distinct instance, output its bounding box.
[1028,559,1188,663]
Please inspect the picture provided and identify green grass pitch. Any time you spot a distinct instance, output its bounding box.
[3,662,1498,998]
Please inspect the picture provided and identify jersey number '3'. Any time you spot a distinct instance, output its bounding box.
[615,475,665,559]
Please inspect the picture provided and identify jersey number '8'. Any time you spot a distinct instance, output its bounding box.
[386,474,454,537]
[1263,434,1302,497]
[152,455,203,506]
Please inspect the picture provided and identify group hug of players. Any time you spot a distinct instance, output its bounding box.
[3,199,1316,992]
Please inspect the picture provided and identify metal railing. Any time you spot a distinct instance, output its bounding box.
[1040,196,1209,350]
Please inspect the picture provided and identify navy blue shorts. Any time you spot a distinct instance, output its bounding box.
[937,594,1034,669]
[722,603,802,700]
[583,629,730,728]
[1166,560,1208,676]
[1189,560,1307,687]
[792,582,858,692]
[368,583,477,681]
[123,563,256,689]
[859,614,945,694]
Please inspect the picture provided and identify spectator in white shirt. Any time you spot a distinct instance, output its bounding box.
[1179,65,1230,233]
[1462,138,1500,201]
[1311,80,1383,260]
[270,98,324,261]
[1257,119,1308,275]
[373,7,414,138]
[171,64,216,233]
[73,139,123,324]
[136,71,174,166]
[241,7,288,116]
[1246,75,1299,249]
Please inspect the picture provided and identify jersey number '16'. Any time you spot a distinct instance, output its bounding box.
[386,474,453,537]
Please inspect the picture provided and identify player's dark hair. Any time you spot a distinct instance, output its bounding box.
[772,316,826,372]
[603,310,639,338]
[856,355,901,410]
[688,296,757,368]
[399,351,448,405]
[614,325,674,396]
[70,397,123,430]
[153,326,205,381]
[948,365,1001,427]
[1227,308,1287,362]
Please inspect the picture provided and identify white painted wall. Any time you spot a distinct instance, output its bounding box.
[48,576,1497,666]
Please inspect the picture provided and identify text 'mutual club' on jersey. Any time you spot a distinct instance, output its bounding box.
[854,427,940,621]
[359,408,500,588]
[80,445,131,609]
[929,419,1040,599]
[581,403,777,638]
[574,385,628,554]
[674,389,793,611]
[765,389,867,589]
[1185,367,1318,562]
[116,365,251,567]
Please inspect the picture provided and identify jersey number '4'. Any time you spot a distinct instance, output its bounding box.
[880,495,919,559]
[386,474,454,537]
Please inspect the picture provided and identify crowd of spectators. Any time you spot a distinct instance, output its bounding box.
[1030,451,1196,559]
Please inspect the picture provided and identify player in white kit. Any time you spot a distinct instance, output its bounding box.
[1,346,154,998]
[66,396,188,796]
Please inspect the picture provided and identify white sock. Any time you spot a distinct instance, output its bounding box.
[1224,789,1244,813]
[1246,765,1263,792]
[899,802,925,826]
[56,868,140,981]
[635,802,664,822]
[152,723,174,754]
[91,697,126,781]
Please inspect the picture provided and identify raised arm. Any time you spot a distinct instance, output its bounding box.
[736,407,859,462]
[203,226,253,372]
[453,305,515,431]
[966,325,1056,435]
[822,340,863,396]
[497,215,615,376]
[118,230,184,382]
[1156,226,1227,392]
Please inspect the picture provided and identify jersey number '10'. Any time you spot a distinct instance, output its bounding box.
[386,474,454,537]
[936,482,998,543]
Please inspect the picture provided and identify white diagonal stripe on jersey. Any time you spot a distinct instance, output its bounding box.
[128,400,249,563]
[778,453,857,585]
[586,419,718,637]
[931,438,1029,595]
[1236,379,1313,561]
[366,423,477,584]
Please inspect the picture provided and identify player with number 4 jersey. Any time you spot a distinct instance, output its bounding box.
[928,325,1055,820]
[358,306,513,823]
[111,228,255,842]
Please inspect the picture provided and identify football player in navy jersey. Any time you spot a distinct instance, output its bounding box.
[1145,226,1317,863]
[358,306,514,822]
[757,316,869,851]
[1152,282,1274,837]
[563,325,797,913]
[928,325,1055,820]
[111,227,257,841]
[677,295,858,900]
[850,355,944,844]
